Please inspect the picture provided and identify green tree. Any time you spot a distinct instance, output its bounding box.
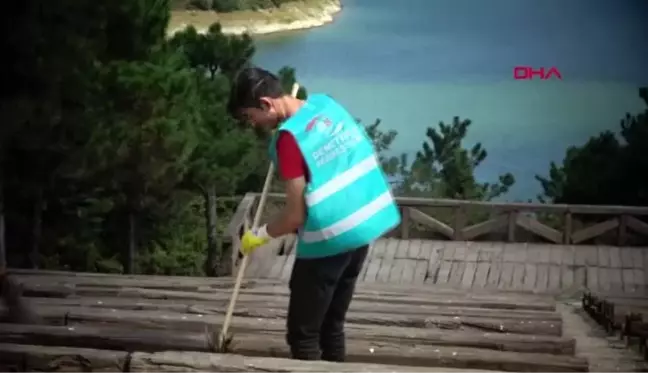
[536,87,648,207]
[376,117,514,200]
[81,51,201,273]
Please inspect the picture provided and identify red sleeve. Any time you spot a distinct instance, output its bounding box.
[276,131,308,181]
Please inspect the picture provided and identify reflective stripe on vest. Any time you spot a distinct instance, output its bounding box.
[300,190,394,243]
[305,155,378,207]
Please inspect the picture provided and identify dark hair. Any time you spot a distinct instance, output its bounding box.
[227,67,285,118]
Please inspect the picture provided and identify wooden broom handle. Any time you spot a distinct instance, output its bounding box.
[217,82,300,348]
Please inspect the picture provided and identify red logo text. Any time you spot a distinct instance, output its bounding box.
[513,66,563,80]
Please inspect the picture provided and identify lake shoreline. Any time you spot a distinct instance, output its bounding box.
[168,0,342,36]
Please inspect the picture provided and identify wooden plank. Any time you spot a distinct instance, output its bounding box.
[461,214,508,241]
[523,264,537,291]
[537,245,552,264]
[562,264,574,289]
[583,245,599,266]
[631,247,644,269]
[0,344,129,372]
[498,263,515,290]
[535,264,549,291]
[634,269,646,290]
[620,247,635,268]
[608,246,622,268]
[597,246,610,268]
[376,239,398,283]
[458,244,479,288]
[413,260,428,284]
[473,262,490,288]
[223,335,587,372]
[622,269,635,292]
[571,218,619,244]
[486,244,504,289]
[409,208,455,239]
[511,264,526,290]
[477,243,496,262]
[574,247,587,267]
[31,296,562,322]
[453,243,467,261]
[388,259,406,283]
[627,215,648,236]
[280,255,295,282]
[549,246,563,265]
[502,243,520,263]
[395,240,410,259]
[400,260,417,284]
[608,267,623,291]
[2,330,588,373]
[0,344,490,373]
[424,241,443,284]
[434,242,454,285]
[510,243,528,263]
[372,239,387,258]
[267,255,288,279]
[363,258,381,283]
[561,246,575,266]
[574,267,586,289]
[253,254,274,278]
[24,302,566,336]
[129,350,480,372]
[358,243,374,281]
[516,215,563,244]
[548,266,561,291]
[461,260,477,289]
[586,267,599,292]
[407,239,422,259]
[448,262,466,287]
[597,268,611,292]
[417,240,433,260]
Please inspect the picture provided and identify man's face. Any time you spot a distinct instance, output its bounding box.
[239,98,281,135]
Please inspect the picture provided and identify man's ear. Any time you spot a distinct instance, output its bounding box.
[259,97,273,111]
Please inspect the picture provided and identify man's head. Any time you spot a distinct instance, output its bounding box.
[228,67,301,134]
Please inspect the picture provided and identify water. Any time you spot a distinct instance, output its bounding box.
[252,0,648,201]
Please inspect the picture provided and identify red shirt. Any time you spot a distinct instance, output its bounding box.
[276,131,310,182]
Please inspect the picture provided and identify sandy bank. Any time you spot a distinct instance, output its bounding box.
[168,0,341,36]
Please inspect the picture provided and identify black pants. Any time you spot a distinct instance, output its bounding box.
[286,244,369,362]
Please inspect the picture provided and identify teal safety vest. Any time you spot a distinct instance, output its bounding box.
[269,93,401,259]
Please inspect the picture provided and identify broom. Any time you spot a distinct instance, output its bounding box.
[212,82,301,352]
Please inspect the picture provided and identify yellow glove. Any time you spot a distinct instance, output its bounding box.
[240,224,271,256]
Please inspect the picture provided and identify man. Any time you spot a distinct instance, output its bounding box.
[227,67,401,362]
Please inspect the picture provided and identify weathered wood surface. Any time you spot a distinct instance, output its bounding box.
[239,239,647,294]
[14,283,557,312]
[30,304,568,345]
[0,343,128,372]
[11,268,561,299]
[0,344,490,372]
[128,350,492,372]
[0,323,575,355]
[29,296,563,322]
[0,327,587,373]
[230,334,588,372]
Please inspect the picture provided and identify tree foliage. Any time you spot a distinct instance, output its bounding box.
[536,87,648,207]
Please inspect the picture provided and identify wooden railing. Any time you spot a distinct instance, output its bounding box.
[225,192,648,271]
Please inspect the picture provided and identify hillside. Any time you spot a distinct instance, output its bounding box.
[168,0,342,35]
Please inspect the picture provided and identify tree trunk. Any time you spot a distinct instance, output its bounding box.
[203,185,218,277]
[125,211,136,274]
[28,187,43,269]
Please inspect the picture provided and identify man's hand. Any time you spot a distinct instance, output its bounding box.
[240,225,271,256]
